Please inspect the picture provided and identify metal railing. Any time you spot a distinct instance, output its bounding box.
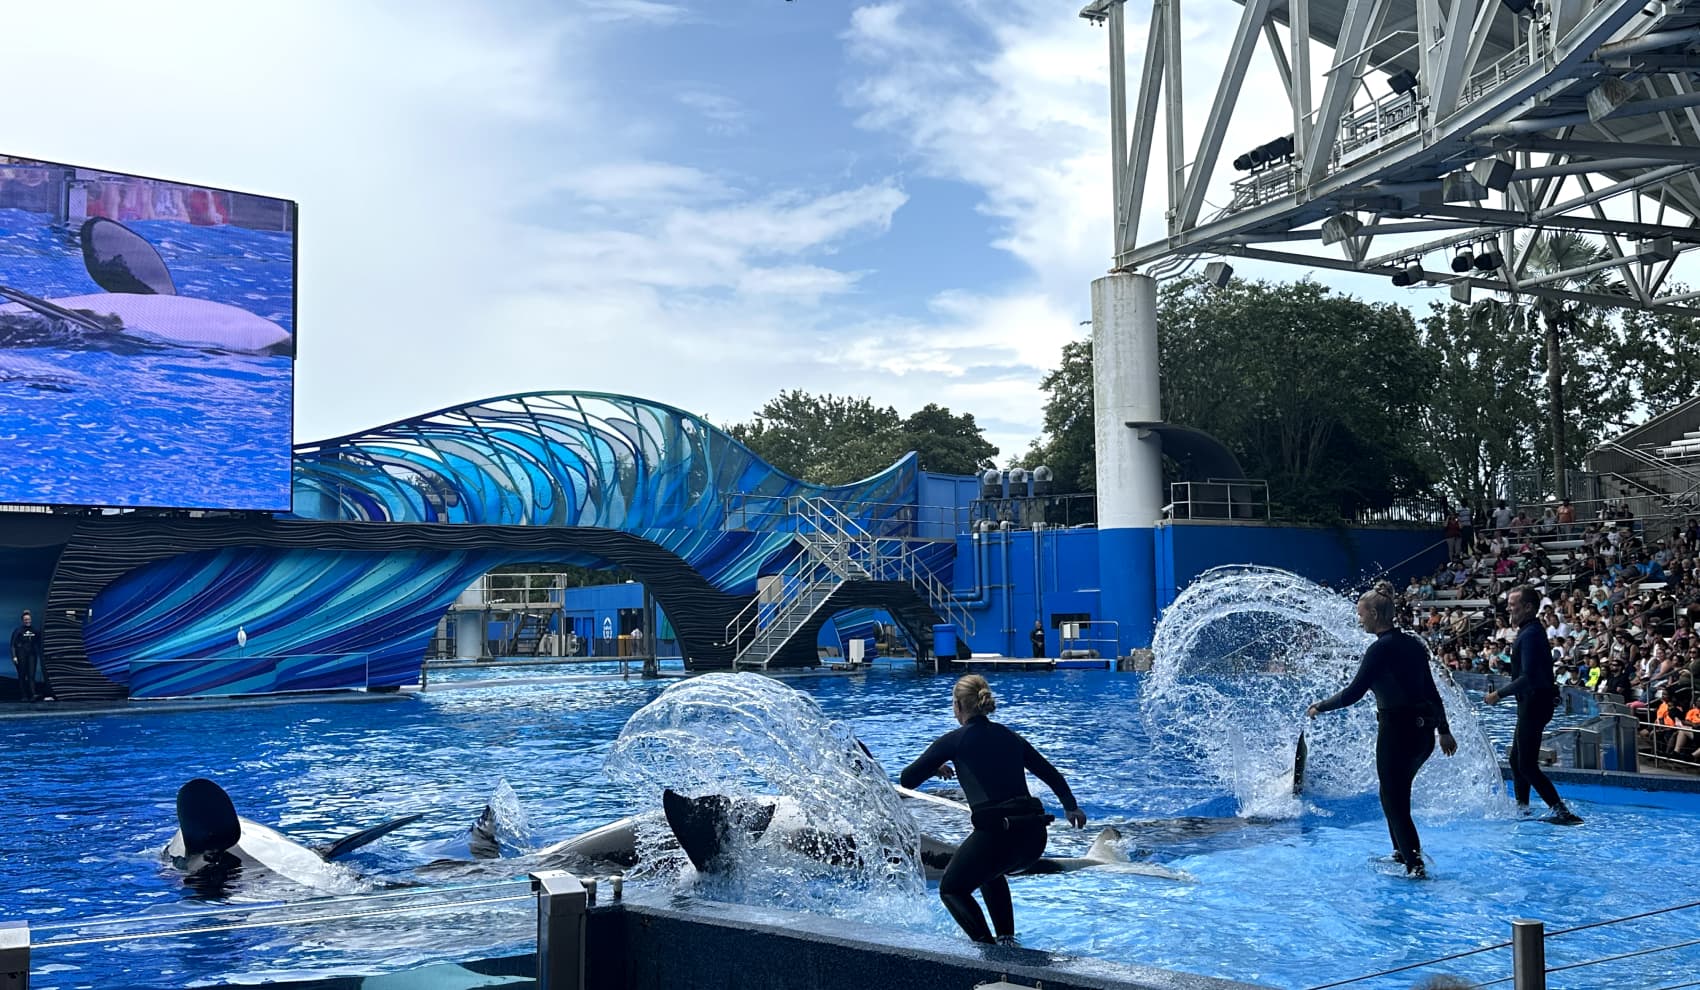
[722,548,841,666]
[5,872,610,990]
[1164,480,1271,521]
[1594,440,1700,507]
[720,494,970,541]
[1304,899,1700,989]
[722,496,976,668]
[801,497,975,639]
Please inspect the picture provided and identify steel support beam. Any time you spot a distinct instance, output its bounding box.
[1179,0,1273,229]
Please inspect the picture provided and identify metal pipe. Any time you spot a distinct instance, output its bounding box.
[1473,89,1700,135]
[1512,918,1546,990]
[1108,0,1128,255]
[1595,27,1700,59]
[1002,528,1014,652]
[1512,156,1670,179]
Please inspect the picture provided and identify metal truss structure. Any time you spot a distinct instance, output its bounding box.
[1083,0,1700,313]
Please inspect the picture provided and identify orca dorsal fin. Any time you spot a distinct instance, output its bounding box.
[316,814,424,861]
[1087,826,1129,864]
[177,778,242,857]
[80,217,176,295]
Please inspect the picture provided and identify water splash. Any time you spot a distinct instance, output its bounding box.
[603,672,923,908]
[472,779,533,856]
[1142,566,1509,820]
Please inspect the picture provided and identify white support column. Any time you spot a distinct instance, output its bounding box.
[1092,273,1163,648]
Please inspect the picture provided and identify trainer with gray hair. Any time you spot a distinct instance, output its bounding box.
[1485,584,1582,825]
[1308,581,1458,877]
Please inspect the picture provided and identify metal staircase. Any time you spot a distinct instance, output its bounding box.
[723,496,973,669]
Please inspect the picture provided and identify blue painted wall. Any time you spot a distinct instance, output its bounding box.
[944,521,1443,658]
[918,472,981,540]
[1154,522,1445,609]
[950,527,1102,658]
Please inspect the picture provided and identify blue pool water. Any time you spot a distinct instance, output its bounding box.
[2,668,1694,989]
[0,207,293,510]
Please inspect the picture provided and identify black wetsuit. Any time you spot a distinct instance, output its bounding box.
[1313,628,1449,871]
[1030,626,1045,658]
[10,623,39,702]
[900,715,1078,943]
[1504,620,1564,810]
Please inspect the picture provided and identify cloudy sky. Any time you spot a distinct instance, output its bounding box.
[4,0,1396,461]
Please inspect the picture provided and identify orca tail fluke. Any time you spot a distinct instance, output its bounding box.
[318,813,425,861]
[1292,732,1309,797]
[176,778,241,857]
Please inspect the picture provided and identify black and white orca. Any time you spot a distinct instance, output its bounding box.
[163,778,421,896]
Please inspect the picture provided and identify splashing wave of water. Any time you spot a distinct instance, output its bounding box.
[1142,566,1509,820]
[603,672,924,906]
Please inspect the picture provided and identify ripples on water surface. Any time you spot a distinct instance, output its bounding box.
[3,666,1694,990]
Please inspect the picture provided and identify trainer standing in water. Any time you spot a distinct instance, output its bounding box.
[1308,581,1459,877]
[1485,585,1583,824]
[901,674,1086,945]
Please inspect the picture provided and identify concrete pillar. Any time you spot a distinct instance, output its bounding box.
[1092,272,1163,649]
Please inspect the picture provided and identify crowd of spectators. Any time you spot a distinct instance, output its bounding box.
[1393,498,1700,763]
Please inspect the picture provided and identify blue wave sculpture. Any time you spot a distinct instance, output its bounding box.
[69,391,940,698]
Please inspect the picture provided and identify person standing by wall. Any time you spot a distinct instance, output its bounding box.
[1030,620,1045,658]
[11,610,40,703]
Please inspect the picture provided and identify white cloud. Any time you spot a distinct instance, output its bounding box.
[676,89,750,134]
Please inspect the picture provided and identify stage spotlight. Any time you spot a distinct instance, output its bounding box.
[1392,262,1421,287]
[1640,237,1677,262]
[1451,248,1475,273]
[1472,157,1514,192]
[1320,213,1363,245]
[1238,135,1296,171]
[1387,69,1419,96]
[1587,77,1633,122]
[1473,247,1503,271]
[1501,0,1533,14]
[1443,171,1487,202]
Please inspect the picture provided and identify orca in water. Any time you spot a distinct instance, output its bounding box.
[0,218,293,356]
[163,778,422,896]
[664,787,1194,884]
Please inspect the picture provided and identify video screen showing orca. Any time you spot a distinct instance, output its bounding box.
[0,155,295,511]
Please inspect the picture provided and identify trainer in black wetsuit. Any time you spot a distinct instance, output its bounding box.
[1486,585,1582,825]
[1309,583,1458,876]
[10,610,40,703]
[900,674,1085,944]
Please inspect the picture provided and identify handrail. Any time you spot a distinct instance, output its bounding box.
[797,496,976,637]
[1597,440,1700,493]
[724,495,980,667]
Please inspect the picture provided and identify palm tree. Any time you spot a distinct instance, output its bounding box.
[1522,232,1614,498]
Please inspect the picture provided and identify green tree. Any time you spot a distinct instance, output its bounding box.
[1157,277,1437,521]
[1024,277,1438,519]
[1021,339,1095,492]
[728,390,995,485]
[1616,288,1700,417]
[900,403,999,476]
[1522,232,1626,496]
[1416,300,1542,506]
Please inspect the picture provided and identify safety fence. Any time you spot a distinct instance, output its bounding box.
[1304,899,1700,989]
[2,872,609,990]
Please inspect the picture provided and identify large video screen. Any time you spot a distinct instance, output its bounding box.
[0,155,295,511]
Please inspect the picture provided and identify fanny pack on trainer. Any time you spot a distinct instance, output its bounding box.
[1377,707,1438,729]
[970,796,1054,831]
